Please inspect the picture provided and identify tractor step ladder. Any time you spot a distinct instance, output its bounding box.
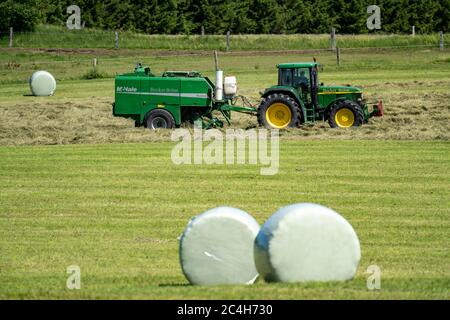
[305,105,315,122]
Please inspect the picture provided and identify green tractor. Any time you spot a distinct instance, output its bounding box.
[257,62,383,129]
[113,61,383,129]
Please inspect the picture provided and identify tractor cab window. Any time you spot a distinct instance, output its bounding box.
[279,67,312,105]
[293,68,310,89]
[279,67,310,89]
[294,68,312,104]
[279,68,293,86]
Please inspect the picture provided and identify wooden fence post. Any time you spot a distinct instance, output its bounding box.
[226,31,230,52]
[214,50,219,71]
[115,31,119,49]
[201,26,205,36]
[9,27,13,48]
[336,47,341,66]
[93,58,98,69]
[412,26,415,37]
[440,31,444,51]
[330,27,336,51]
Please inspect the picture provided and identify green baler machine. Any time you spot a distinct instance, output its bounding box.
[113,62,383,129]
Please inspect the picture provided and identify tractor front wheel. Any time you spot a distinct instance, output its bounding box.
[257,93,301,129]
[328,100,364,128]
[145,109,175,129]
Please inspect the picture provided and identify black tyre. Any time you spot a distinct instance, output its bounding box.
[328,100,364,128]
[145,109,175,129]
[257,93,302,129]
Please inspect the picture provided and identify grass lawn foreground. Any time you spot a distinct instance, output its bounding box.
[0,141,449,299]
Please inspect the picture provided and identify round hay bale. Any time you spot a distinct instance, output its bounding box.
[254,203,360,283]
[29,71,56,96]
[179,206,260,285]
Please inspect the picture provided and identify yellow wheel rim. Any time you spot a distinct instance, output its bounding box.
[266,103,292,129]
[335,108,355,128]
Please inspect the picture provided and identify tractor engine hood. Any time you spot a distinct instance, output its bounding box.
[319,85,362,94]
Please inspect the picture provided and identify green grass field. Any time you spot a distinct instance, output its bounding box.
[1,141,449,299]
[0,32,449,299]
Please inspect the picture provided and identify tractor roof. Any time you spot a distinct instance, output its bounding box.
[277,62,319,69]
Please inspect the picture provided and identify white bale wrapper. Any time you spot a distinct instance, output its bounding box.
[179,206,260,285]
[224,76,237,96]
[254,203,361,283]
[29,71,56,96]
[215,70,223,101]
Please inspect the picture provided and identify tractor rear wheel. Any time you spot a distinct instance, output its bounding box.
[257,93,301,129]
[145,109,175,129]
[328,100,364,128]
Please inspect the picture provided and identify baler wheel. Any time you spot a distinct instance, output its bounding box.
[328,100,364,128]
[145,109,175,129]
[257,93,301,129]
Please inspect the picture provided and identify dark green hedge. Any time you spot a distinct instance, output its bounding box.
[1,0,449,34]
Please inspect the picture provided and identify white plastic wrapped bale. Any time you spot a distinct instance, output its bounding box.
[254,203,361,283]
[224,76,237,96]
[29,71,56,96]
[179,207,260,285]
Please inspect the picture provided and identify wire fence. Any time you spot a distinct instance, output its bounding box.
[0,45,444,67]
[0,29,447,51]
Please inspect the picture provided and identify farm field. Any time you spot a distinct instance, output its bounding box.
[0,36,449,299]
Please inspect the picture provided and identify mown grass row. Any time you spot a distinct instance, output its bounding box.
[0,25,447,51]
[0,141,449,299]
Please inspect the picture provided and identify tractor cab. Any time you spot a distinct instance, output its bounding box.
[277,62,319,109]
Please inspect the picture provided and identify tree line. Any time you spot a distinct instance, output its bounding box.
[1,0,449,34]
